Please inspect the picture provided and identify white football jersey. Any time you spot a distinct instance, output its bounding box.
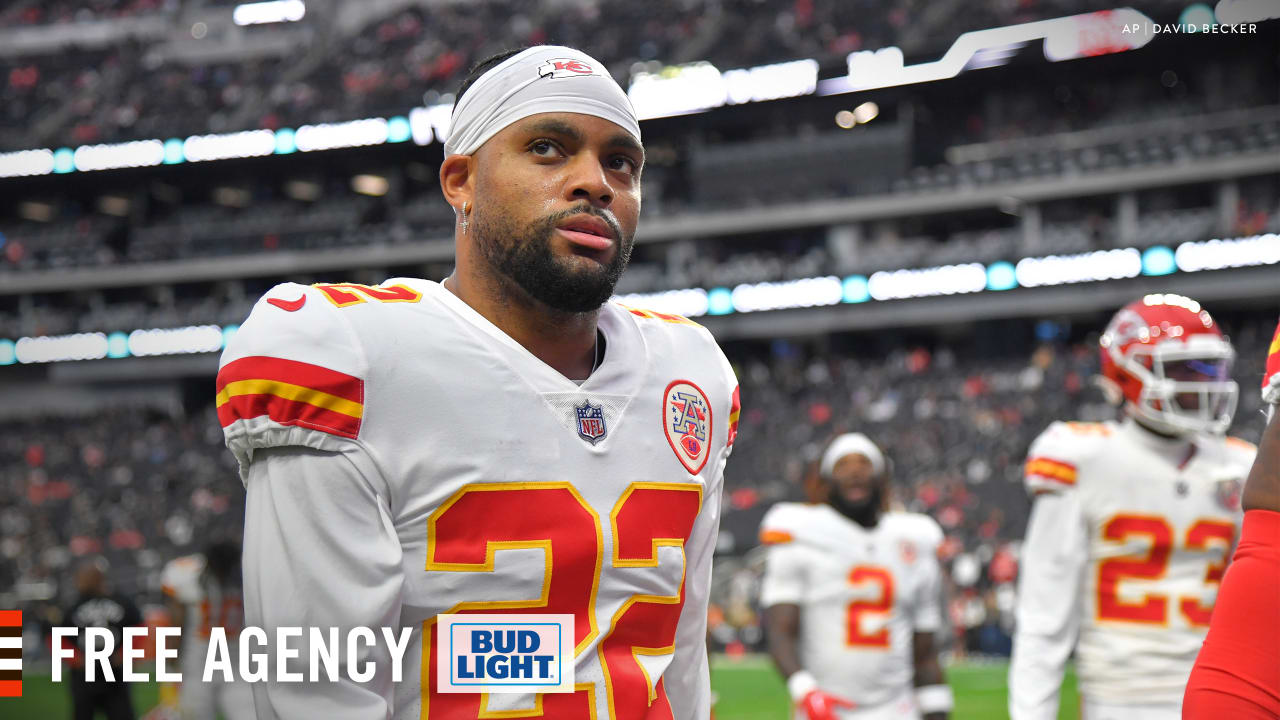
[758,503,944,714]
[217,278,739,720]
[1009,419,1255,719]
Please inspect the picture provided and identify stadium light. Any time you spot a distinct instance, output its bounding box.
[1174,233,1280,271]
[233,0,305,26]
[3,235,1278,366]
[351,174,390,197]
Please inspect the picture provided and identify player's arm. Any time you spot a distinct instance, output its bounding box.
[912,633,948,720]
[1008,483,1088,720]
[220,283,404,717]
[662,469,723,719]
[911,521,951,720]
[1184,340,1280,718]
[759,524,853,719]
[243,444,404,718]
[665,369,737,720]
[762,602,803,679]
[1243,323,1280,512]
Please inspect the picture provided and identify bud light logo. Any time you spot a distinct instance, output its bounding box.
[437,614,575,694]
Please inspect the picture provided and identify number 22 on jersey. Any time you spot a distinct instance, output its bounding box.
[1096,514,1235,626]
[420,482,703,720]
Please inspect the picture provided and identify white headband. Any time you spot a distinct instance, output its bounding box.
[820,433,885,478]
[444,45,641,157]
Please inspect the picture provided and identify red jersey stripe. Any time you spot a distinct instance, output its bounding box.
[216,356,362,403]
[217,391,361,439]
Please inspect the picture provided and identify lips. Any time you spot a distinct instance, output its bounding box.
[556,215,616,251]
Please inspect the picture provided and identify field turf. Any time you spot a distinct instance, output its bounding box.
[6,656,1076,719]
[709,654,1078,720]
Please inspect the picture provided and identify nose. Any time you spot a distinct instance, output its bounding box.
[567,152,613,208]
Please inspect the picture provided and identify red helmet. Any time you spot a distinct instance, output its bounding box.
[1099,293,1237,436]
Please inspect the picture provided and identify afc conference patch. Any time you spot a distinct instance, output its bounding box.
[1214,477,1243,512]
[664,380,713,474]
[574,400,607,445]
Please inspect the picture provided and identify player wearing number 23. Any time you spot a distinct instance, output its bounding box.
[1008,294,1255,720]
[216,45,738,719]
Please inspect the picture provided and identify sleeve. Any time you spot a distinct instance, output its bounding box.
[1022,422,1087,494]
[216,282,369,483]
[911,518,945,633]
[758,505,809,607]
[663,429,727,720]
[242,444,404,720]
[1008,488,1088,720]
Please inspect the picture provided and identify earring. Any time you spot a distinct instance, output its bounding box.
[459,201,470,234]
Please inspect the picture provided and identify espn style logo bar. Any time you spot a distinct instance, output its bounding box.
[0,610,20,697]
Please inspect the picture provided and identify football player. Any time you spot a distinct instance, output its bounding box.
[1183,317,1280,718]
[1008,294,1256,720]
[217,45,739,719]
[760,433,951,720]
[160,541,252,720]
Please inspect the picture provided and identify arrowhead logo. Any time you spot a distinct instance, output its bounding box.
[267,295,307,312]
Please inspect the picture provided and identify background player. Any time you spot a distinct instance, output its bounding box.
[160,541,251,720]
[1009,294,1256,720]
[219,45,738,718]
[62,559,142,720]
[760,433,951,720]
[1183,317,1280,718]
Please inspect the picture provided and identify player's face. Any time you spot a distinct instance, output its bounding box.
[1161,356,1232,412]
[470,112,643,313]
[828,452,876,506]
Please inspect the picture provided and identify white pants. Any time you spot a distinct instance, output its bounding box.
[1080,696,1181,720]
[179,677,256,720]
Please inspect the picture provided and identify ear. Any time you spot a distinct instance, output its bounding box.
[439,154,475,212]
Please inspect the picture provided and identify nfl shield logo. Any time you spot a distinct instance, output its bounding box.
[574,400,607,445]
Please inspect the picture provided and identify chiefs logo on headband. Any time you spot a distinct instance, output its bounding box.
[538,58,603,79]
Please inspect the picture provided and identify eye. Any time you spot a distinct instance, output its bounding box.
[529,139,562,158]
[608,154,640,175]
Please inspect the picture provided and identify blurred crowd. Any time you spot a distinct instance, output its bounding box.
[1,311,1274,658]
[2,0,1270,152]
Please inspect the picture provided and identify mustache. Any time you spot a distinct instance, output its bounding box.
[545,204,624,242]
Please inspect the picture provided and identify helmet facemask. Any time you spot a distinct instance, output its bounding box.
[1118,335,1238,436]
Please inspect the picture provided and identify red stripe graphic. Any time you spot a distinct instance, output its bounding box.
[216,356,362,402]
[217,392,361,439]
[0,610,18,697]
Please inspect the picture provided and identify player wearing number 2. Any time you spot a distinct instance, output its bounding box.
[760,434,951,720]
[1009,294,1256,720]
[217,45,739,719]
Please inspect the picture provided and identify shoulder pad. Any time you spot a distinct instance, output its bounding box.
[160,555,205,604]
[759,502,813,545]
[217,283,368,479]
[1023,421,1112,494]
[616,303,705,330]
[886,512,944,551]
[1218,435,1258,470]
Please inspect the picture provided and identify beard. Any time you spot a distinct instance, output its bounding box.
[472,203,633,314]
[829,483,883,528]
